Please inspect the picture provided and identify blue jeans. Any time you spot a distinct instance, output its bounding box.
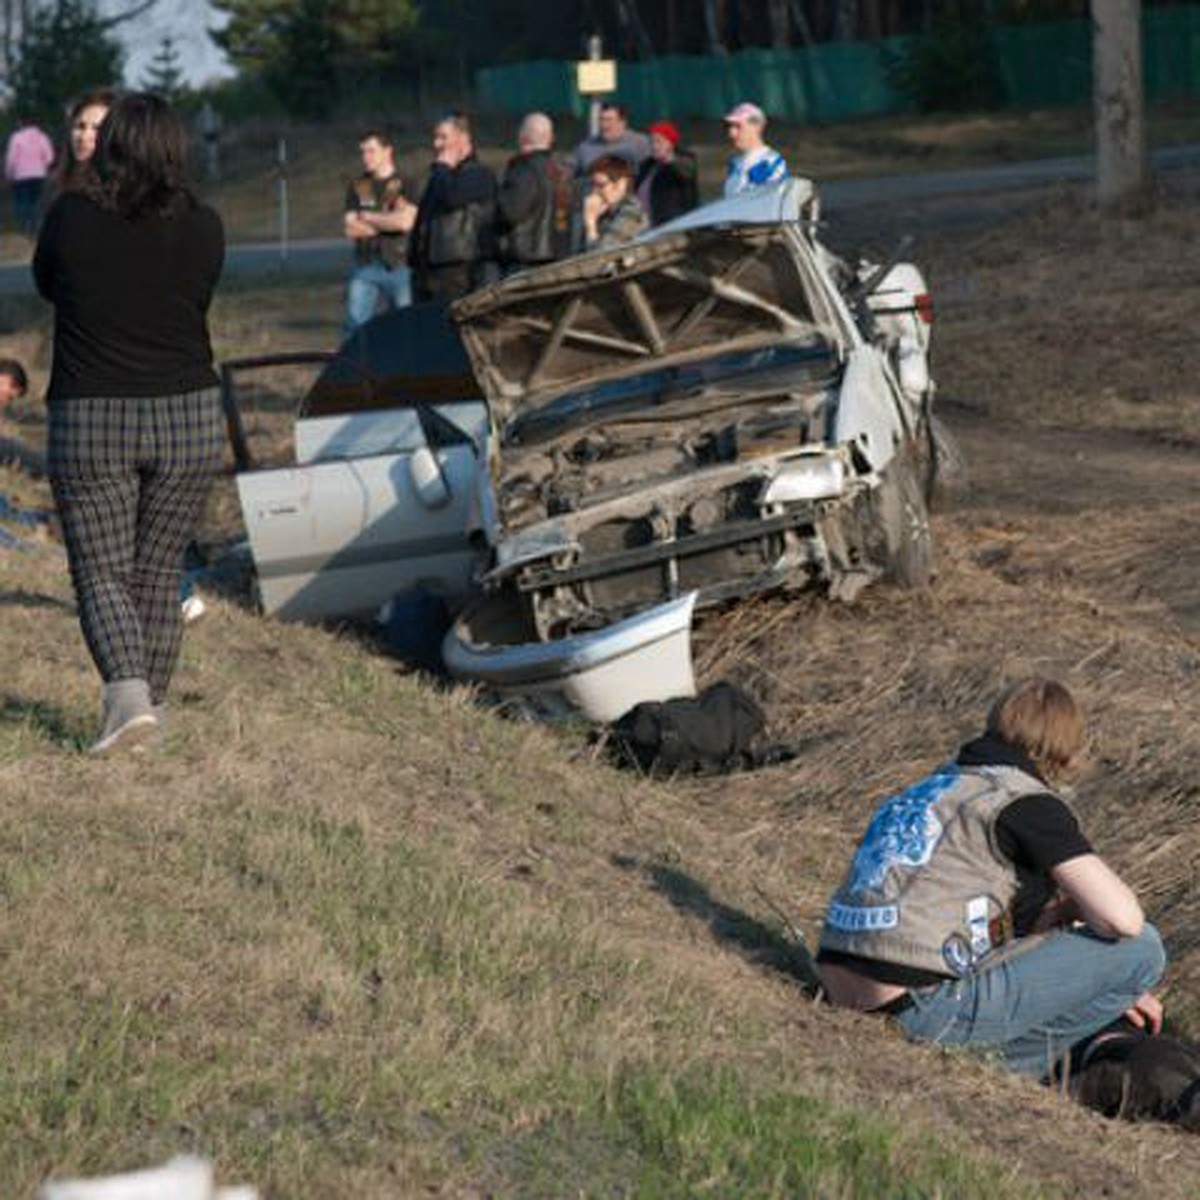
[896,924,1166,1079]
[344,261,411,334]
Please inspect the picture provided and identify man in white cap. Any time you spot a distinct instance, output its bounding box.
[723,102,789,198]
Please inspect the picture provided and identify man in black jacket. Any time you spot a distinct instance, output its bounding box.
[497,112,577,274]
[409,112,499,304]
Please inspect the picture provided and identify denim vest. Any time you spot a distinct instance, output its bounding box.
[819,764,1047,977]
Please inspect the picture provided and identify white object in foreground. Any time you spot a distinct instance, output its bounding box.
[444,591,698,723]
[41,1155,256,1200]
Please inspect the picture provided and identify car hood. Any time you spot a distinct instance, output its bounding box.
[450,222,841,434]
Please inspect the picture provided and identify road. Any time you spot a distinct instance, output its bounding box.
[4,145,1197,298]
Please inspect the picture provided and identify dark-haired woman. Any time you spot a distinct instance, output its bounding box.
[33,92,225,754]
[582,155,647,250]
[52,88,115,195]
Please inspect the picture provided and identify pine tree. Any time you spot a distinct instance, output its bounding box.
[210,0,420,116]
[142,35,186,101]
[12,0,123,130]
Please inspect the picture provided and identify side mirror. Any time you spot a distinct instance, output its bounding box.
[409,445,451,509]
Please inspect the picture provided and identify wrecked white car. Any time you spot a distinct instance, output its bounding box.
[442,180,940,719]
[223,180,940,722]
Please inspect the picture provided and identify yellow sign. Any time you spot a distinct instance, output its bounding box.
[576,60,617,95]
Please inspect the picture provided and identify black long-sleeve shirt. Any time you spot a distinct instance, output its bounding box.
[33,191,224,401]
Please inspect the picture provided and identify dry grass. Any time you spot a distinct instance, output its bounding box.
[2,151,1199,1197]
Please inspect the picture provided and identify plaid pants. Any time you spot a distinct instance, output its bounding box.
[48,390,224,704]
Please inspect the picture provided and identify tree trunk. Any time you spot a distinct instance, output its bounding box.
[703,0,728,54]
[833,0,857,40]
[861,0,882,39]
[1,0,13,80]
[1092,0,1152,217]
[767,0,790,47]
[614,0,656,59]
[787,0,817,48]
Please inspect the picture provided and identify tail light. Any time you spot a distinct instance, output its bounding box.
[915,292,934,324]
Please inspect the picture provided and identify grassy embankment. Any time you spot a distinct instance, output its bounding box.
[2,104,1198,1197]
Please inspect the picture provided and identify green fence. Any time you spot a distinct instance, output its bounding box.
[477,6,1200,123]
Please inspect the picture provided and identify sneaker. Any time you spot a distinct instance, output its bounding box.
[90,679,160,756]
[181,594,207,624]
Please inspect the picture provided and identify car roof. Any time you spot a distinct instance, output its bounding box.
[648,178,818,237]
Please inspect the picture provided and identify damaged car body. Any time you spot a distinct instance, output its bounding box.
[224,180,940,722]
[442,180,938,719]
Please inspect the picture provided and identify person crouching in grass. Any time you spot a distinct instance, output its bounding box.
[817,677,1166,1082]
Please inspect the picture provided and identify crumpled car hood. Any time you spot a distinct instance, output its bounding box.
[450,224,844,434]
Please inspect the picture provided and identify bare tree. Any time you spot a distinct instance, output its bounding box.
[766,0,790,47]
[1092,0,1152,217]
[833,0,856,40]
[702,0,727,54]
[98,0,157,30]
[4,0,158,50]
[613,0,655,58]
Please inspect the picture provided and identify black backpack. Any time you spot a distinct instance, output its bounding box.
[609,682,769,776]
[1073,1026,1200,1129]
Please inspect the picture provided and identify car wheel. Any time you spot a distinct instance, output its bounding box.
[925,414,968,508]
[877,455,934,588]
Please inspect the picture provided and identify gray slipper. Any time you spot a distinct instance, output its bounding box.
[90,679,160,756]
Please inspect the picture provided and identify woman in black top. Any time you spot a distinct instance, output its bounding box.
[50,88,115,197]
[34,92,225,754]
[634,120,699,226]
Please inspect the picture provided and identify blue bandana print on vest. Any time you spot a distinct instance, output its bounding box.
[848,765,960,892]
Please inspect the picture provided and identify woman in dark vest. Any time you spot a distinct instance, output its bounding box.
[635,120,698,227]
[34,92,225,754]
[818,677,1166,1079]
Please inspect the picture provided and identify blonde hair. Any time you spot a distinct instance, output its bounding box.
[986,677,1084,772]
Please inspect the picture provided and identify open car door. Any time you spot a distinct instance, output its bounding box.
[223,305,488,622]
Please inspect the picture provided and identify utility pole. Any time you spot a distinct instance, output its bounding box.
[1092,0,1152,217]
[277,136,289,262]
[586,33,603,138]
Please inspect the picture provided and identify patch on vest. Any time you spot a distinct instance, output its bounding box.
[847,768,958,893]
[825,902,899,933]
[942,933,973,976]
[966,894,992,959]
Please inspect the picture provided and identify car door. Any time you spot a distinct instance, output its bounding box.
[224,305,490,622]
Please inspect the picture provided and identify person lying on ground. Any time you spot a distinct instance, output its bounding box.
[0,357,45,477]
[817,676,1166,1084]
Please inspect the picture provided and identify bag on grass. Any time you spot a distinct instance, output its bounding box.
[1073,1026,1200,1130]
[609,682,767,776]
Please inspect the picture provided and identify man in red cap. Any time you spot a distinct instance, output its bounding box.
[723,101,789,198]
[635,120,699,226]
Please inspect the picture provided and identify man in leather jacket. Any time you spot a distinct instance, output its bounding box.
[409,112,498,304]
[497,112,577,273]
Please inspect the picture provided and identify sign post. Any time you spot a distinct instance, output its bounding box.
[576,34,616,138]
[276,137,289,264]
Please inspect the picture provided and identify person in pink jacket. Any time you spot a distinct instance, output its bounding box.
[5,113,56,233]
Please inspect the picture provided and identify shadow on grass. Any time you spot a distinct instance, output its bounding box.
[0,588,74,612]
[1,694,87,750]
[617,857,822,995]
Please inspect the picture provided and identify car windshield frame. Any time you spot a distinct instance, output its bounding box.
[453,223,847,425]
[505,337,838,447]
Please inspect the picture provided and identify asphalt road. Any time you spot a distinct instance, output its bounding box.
[3,145,1197,298]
